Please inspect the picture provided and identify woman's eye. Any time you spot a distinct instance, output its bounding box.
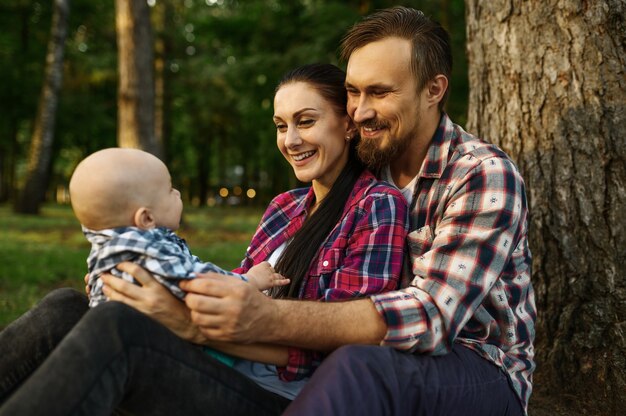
[275,124,287,132]
[299,119,314,127]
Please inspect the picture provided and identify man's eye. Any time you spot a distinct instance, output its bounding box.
[372,90,389,97]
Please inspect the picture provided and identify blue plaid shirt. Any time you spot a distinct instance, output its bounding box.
[84,226,243,307]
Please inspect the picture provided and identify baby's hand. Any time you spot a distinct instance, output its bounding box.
[244,261,290,291]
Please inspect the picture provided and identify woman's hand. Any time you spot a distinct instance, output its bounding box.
[100,262,207,344]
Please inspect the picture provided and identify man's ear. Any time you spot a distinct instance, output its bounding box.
[425,75,448,107]
[133,207,156,230]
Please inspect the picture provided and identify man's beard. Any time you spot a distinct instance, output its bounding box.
[356,121,412,171]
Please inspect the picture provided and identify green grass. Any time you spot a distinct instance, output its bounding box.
[0,203,264,328]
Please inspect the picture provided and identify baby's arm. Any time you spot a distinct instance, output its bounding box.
[244,261,290,291]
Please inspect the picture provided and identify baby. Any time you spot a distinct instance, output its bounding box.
[69,147,287,308]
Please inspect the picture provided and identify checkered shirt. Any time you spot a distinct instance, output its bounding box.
[234,170,409,381]
[371,113,536,413]
[84,226,243,308]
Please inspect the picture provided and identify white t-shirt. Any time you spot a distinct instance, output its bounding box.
[381,165,417,206]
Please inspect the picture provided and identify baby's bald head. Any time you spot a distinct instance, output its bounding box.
[69,148,170,230]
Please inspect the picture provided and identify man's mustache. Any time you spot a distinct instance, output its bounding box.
[357,119,390,131]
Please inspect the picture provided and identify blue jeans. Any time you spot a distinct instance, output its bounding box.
[284,343,525,416]
[0,289,289,415]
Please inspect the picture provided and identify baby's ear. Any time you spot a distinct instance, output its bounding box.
[134,207,156,230]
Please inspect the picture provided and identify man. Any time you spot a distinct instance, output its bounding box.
[181,6,535,416]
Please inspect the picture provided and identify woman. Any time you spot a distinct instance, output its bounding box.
[0,64,407,415]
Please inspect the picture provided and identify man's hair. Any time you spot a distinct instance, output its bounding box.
[340,6,452,109]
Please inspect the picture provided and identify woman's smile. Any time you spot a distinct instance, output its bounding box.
[291,150,317,163]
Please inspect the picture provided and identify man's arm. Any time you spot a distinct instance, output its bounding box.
[272,297,388,350]
[100,263,305,363]
[180,274,387,350]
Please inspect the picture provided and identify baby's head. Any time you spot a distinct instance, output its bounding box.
[69,148,182,231]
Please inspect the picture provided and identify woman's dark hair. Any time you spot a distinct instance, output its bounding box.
[270,64,365,299]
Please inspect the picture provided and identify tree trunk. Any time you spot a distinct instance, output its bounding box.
[115,0,161,158]
[153,0,174,164]
[14,0,69,214]
[465,1,625,414]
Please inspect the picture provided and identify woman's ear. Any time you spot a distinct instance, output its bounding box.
[344,118,358,141]
[133,207,156,230]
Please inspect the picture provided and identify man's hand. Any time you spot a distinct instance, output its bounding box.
[180,272,280,344]
[101,262,207,344]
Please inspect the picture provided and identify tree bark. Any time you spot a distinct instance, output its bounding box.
[14,0,69,214]
[465,0,625,414]
[115,0,161,158]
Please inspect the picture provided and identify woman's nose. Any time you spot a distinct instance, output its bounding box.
[284,126,302,148]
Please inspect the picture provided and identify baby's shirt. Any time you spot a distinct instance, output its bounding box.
[83,226,244,307]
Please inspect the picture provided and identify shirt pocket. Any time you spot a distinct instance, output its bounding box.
[311,248,344,276]
[406,225,434,257]
[306,248,345,296]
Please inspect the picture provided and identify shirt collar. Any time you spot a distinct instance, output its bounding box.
[419,112,455,179]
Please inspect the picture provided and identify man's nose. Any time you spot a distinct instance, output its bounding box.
[351,95,375,123]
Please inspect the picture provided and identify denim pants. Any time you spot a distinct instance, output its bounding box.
[0,288,289,416]
[284,343,525,416]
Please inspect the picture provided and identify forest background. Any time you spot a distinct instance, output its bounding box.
[0,0,468,208]
[0,1,624,415]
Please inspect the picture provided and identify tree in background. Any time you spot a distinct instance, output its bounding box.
[1,0,467,208]
[115,0,161,157]
[465,1,625,413]
[14,0,70,214]
[0,2,47,203]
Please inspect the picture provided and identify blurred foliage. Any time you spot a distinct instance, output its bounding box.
[0,0,467,208]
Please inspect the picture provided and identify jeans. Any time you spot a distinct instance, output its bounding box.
[0,288,89,403]
[284,343,525,416]
[0,289,290,416]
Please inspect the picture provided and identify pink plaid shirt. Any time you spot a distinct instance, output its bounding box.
[371,114,536,413]
[234,170,408,381]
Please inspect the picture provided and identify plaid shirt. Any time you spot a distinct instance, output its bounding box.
[234,170,408,381]
[371,114,536,413]
[84,226,243,308]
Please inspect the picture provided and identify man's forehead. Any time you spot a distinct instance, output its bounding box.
[345,37,412,85]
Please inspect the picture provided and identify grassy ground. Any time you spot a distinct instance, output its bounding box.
[0,203,264,328]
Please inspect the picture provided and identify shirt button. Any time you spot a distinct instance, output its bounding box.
[322,260,329,267]
[247,246,251,252]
